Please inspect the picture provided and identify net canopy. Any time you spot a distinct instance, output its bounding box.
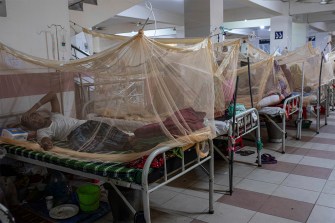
[0,31,217,162]
[275,43,329,93]
[239,40,271,65]
[214,39,281,110]
[236,57,280,109]
[212,39,240,116]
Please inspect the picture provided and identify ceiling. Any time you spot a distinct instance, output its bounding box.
[91,0,335,36]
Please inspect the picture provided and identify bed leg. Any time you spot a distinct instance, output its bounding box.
[208,140,214,214]
[228,149,234,195]
[256,123,262,167]
[142,189,150,223]
[282,115,286,154]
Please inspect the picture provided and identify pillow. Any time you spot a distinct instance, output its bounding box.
[257,94,282,109]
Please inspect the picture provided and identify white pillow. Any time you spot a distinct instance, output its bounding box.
[257,94,282,108]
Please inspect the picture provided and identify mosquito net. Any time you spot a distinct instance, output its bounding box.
[239,40,271,66]
[276,43,326,92]
[212,39,240,116]
[0,31,217,162]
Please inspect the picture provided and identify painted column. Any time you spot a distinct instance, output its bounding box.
[184,0,224,40]
[270,16,292,54]
[292,23,308,50]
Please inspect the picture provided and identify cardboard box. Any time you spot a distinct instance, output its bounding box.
[1,128,28,141]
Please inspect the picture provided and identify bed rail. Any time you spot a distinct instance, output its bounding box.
[262,94,302,154]
[2,140,214,223]
[309,84,328,133]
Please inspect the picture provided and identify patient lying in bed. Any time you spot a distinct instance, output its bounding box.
[19,92,131,152]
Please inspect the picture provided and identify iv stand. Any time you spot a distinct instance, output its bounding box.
[48,24,65,60]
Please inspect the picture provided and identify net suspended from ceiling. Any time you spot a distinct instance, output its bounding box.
[0,31,218,162]
[275,43,327,92]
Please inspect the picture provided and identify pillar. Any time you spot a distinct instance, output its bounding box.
[292,23,308,50]
[270,16,292,54]
[184,0,224,40]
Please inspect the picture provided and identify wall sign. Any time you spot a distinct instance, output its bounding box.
[275,31,283,40]
[308,36,316,41]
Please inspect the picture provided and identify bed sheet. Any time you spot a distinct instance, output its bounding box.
[215,111,258,136]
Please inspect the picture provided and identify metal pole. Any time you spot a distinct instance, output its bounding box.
[247,57,254,108]
[229,76,239,195]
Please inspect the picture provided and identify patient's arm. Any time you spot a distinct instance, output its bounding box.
[40,137,53,150]
[25,91,61,115]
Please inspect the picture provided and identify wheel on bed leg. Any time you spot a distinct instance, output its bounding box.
[134,211,146,223]
[281,151,285,154]
[208,210,214,214]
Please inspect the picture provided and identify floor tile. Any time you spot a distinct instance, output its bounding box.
[246,169,289,185]
[307,205,335,223]
[232,164,256,178]
[150,208,194,223]
[150,188,179,206]
[328,169,335,180]
[261,161,297,173]
[285,146,310,156]
[235,179,278,195]
[258,196,314,222]
[248,212,301,223]
[277,154,304,164]
[190,219,208,223]
[304,142,335,151]
[291,164,332,179]
[272,185,320,204]
[322,180,335,194]
[161,193,210,218]
[316,193,335,208]
[183,180,226,201]
[217,188,269,212]
[281,174,326,192]
[299,156,335,169]
[196,203,255,223]
[306,149,335,160]
[214,172,243,187]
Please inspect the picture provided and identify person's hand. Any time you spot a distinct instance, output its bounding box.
[40,137,53,150]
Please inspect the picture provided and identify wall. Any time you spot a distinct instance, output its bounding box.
[0,0,70,60]
[308,31,332,54]
[0,0,76,126]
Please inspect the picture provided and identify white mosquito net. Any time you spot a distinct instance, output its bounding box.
[0,31,217,162]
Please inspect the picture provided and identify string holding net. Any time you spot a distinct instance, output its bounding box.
[0,32,218,162]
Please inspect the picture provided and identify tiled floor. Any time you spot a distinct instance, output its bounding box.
[100,112,335,223]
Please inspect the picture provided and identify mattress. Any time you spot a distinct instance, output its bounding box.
[0,142,197,185]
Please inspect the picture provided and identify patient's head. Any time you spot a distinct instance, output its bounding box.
[21,112,49,131]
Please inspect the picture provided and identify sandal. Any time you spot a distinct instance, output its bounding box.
[236,150,255,156]
[260,153,277,164]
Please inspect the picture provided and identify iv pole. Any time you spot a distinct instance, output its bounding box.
[48,24,65,60]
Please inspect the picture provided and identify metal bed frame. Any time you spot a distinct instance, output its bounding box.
[261,94,303,154]
[2,140,214,223]
[214,108,262,195]
[309,83,329,134]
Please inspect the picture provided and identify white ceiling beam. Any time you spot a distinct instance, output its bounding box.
[248,0,286,15]
[326,23,335,32]
[309,22,329,32]
[223,18,270,29]
[307,12,335,23]
[289,1,335,15]
[70,0,143,28]
[117,5,184,26]
[224,7,275,22]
